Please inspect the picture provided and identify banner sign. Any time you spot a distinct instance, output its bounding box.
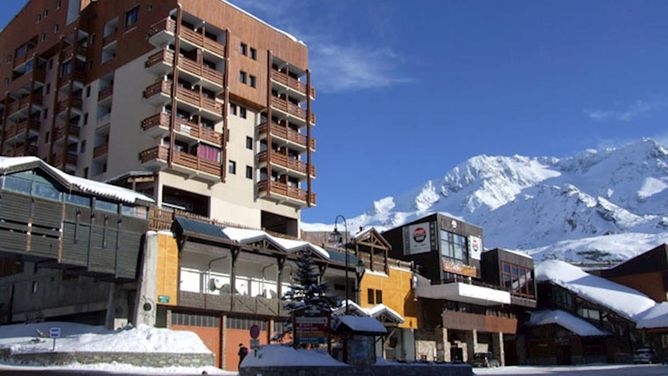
[469,236,483,261]
[442,259,478,278]
[404,222,432,255]
[295,316,328,344]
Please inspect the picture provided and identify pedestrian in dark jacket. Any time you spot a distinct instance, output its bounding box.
[238,343,249,368]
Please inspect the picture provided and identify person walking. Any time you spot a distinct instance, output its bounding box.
[238,343,249,369]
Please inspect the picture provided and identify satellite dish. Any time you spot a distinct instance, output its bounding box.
[209,277,225,291]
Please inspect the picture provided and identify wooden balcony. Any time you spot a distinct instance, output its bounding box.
[139,146,221,180]
[56,97,83,114]
[61,44,89,61]
[11,67,46,91]
[148,18,224,57]
[102,29,118,46]
[6,94,42,117]
[271,70,316,99]
[98,86,113,102]
[259,122,315,150]
[141,112,224,145]
[5,143,38,157]
[3,120,39,142]
[257,151,315,177]
[258,180,316,207]
[178,291,282,316]
[54,123,80,143]
[271,97,315,124]
[52,152,78,167]
[13,47,35,68]
[179,57,224,87]
[58,70,85,88]
[146,50,223,90]
[93,143,109,159]
[144,80,223,118]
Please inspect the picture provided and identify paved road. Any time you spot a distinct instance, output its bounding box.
[475,364,668,376]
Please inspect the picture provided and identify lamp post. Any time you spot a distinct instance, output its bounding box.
[331,215,349,314]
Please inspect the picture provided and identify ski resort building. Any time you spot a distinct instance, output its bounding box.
[381,213,537,366]
[0,0,316,237]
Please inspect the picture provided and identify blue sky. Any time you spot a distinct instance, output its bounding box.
[3,1,668,224]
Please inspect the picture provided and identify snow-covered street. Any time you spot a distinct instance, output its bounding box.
[474,364,668,376]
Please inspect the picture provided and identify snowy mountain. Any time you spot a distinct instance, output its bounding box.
[305,138,668,265]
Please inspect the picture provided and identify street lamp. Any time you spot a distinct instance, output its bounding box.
[331,215,349,314]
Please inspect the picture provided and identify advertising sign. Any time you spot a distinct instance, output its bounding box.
[295,316,328,345]
[442,259,478,278]
[404,222,431,255]
[469,236,483,261]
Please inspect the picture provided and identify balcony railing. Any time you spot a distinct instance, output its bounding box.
[6,94,42,116]
[61,44,89,60]
[93,143,109,159]
[102,29,118,46]
[98,86,113,102]
[3,120,39,141]
[258,180,316,206]
[7,143,38,157]
[52,152,78,167]
[271,70,316,99]
[144,80,223,116]
[58,70,85,88]
[143,80,171,99]
[56,97,83,114]
[13,47,35,68]
[141,112,223,145]
[271,97,315,123]
[147,49,224,86]
[259,122,315,150]
[148,18,225,57]
[140,145,221,177]
[257,151,315,177]
[54,124,80,141]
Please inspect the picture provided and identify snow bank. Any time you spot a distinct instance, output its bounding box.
[0,322,210,354]
[241,345,346,367]
[535,260,656,321]
[528,310,609,336]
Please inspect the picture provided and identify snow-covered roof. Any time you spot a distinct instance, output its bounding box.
[335,315,387,335]
[493,248,533,259]
[637,303,668,329]
[0,156,153,205]
[221,1,306,47]
[241,345,344,368]
[535,260,656,321]
[222,227,329,259]
[333,300,404,324]
[528,310,609,336]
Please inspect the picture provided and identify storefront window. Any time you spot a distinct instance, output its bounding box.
[501,261,534,297]
[440,230,468,263]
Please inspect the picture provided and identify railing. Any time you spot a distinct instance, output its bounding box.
[257,151,315,177]
[97,113,111,126]
[56,97,82,114]
[98,86,113,102]
[102,28,118,46]
[141,112,170,131]
[139,145,221,177]
[8,143,38,157]
[144,80,223,116]
[3,120,39,140]
[58,70,85,87]
[93,143,109,159]
[6,94,42,116]
[13,47,35,68]
[146,49,174,69]
[142,112,223,145]
[54,124,80,141]
[179,57,224,84]
[53,153,78,167]
[143,80,171,98]
[258,180,316,206]
[148,18,176,39]
[258,122,315,150]
[61,44,89,60]
[271,70,315,98]
[270,97,315,123]
[148,18,225,57]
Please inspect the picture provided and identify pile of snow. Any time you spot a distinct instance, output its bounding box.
[241,345,346,368]
[0,363,231,375]
[305,138,668,265]
[0,322,210,354]
[528,310,609,336]
[535,260,656,321]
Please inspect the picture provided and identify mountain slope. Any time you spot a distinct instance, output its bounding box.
[305,138,668,265]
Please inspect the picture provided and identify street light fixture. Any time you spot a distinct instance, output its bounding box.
[331,215,349,314]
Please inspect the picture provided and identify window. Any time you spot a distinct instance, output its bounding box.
[230,103,237,115]
[239,71,247,84]
[375,289,383,304]
[240,43,247,55]
[367,289,375,304]
[440,230,468,263]
[250,48,257,60]
[501,261,534,297]
[57,0,62,10]
[83,113,88,125]
[246,136,253,150]
[239,106,247,119]
[45,131,50,143]
[86,86,91,98]
[43,9,49,17]
[83,167,89,178]
[80,140,86,153]
[54,24,59,33]
[40,33,46,42]
[43,108,48,119]
[228,161,237,175]
[125,6,140,29]
[36,14,42,22]
[249,75,256,88]
[245,166,253,179]
[90,34,96,45]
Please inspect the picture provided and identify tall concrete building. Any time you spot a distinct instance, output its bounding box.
[0,0,316,236]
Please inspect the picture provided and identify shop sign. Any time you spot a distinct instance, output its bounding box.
[404,222,432,255]
[469,236,483,261]
[442,259,478,278]
[295,316,328,344]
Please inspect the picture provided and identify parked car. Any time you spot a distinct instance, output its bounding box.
[633,348,658,364]
[470,352,500,367]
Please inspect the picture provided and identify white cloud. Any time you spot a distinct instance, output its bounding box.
[585,98,668,122]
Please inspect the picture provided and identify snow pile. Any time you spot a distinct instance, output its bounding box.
[0,322,210,354]
[528,310,609,336]
[637,303,668,329]
[241,345,346,367]
[535,260,656,321]
[305,138,668,265]
[0,363,231,375]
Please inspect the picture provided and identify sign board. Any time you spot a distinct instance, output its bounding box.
[404,222,432,255]
[295,316,328,345]
[469,236,483,261]
[442,259,478,278]
[249,324,260,339]
[49,327,61,338]
[158,295,170,304]
[250,338,260,350]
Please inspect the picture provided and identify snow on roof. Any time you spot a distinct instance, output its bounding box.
[528,310,609,336]
[637,303,668,329]
[0,156,153,205]
[535,260,656,321]
[221,227,330,259]
[365,304,405,324]
[221,1,306,46]
[335,315,387,335]
[241,345,345,368]
[495,248,533,259]
[0,322,210,354]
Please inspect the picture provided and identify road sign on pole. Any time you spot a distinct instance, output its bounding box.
[49,327,61,352]
[249,324,260,339]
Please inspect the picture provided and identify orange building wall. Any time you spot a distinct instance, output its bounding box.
[360,266,419,329]
[156,233,179,306]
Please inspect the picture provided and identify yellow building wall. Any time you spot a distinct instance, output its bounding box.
[360,266,419,329]
[156,233,179,306]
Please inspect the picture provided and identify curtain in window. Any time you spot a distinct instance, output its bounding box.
[197,144,220,163]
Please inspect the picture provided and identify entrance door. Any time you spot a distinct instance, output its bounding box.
[556,345,571,365]
[170,311,222,367]
[451,346,464,363]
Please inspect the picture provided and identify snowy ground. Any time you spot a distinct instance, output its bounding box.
[0,363,234,375]
[474,364,668,376]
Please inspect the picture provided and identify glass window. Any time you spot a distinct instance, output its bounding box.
[249,75,256,88]
[228,160,236,175]
[2,176,32,194]
[121,205,148,219]
[239,71,247,84]
[240,43,247,55]
[375,289,383,304]
[240,107,247,119]
[95,200,118,213]
[245,166,253,179]
[440,230,468,263]
[65,193,90,207]
[246,136,253,150]
[125,6,139,29]
[250,48,257,60]
[367,289,374,304]
[33,182,61,201]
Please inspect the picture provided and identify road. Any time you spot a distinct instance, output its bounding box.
[475,364,668,376]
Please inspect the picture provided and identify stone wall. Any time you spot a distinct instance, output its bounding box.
[0,349,213,368]
[240,364,473,376]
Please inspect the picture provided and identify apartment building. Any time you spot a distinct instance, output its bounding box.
[0,0,316,237]
[381,213,537,366]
